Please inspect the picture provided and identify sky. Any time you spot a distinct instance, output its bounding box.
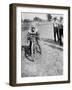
[21,13,48,20]
[21,12,63,21]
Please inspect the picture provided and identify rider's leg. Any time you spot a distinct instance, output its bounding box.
[29,40,32,56]
[36,40,41,54]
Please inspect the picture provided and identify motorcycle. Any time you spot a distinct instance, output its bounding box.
[22,33,41,62]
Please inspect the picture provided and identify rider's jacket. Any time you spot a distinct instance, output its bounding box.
[27,31,39,41]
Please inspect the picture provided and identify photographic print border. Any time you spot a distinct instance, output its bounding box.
[9,3,70,86]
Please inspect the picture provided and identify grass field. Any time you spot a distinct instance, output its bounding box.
[21,22,63,77]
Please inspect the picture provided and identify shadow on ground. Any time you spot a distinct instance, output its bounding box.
[42,38,63,51]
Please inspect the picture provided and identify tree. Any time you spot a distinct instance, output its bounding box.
[23,19,31,23]
[33,17,42,22]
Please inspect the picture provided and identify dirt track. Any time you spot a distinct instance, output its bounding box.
[21,40,63,77]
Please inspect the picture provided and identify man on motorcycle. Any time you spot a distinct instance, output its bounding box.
[27,24,41,57]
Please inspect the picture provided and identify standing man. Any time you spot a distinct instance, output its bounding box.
[53,17,59,42]
[59,17,63,45]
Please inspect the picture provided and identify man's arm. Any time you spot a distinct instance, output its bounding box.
[36,32,40,40]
